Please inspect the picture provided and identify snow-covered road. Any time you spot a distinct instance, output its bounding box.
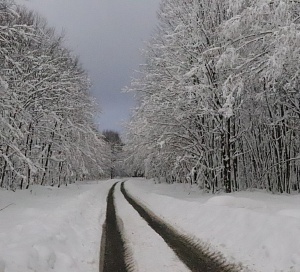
[1,178,300,271]
[114,182,190,272]
[125,179,300,272]
[101,181,238,271]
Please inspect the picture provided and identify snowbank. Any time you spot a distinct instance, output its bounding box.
[126,178,300,272]
[0,180,113,272]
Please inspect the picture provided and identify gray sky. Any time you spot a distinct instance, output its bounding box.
[17,0,161,132]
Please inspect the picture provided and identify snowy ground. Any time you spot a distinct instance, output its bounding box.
[1,178,300,272]
[0,180,114,272]
[125,178,300,272]
[114,182,189,272]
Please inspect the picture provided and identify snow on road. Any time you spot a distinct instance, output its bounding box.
[0,180,114,272]
[1,177,300,272]
[114,182,189,272]
[126,178,300,272]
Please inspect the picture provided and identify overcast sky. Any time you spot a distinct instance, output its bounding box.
[16,0,161,132]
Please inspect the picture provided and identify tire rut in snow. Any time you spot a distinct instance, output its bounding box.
[121,181,240,272]
[100,182,128,272]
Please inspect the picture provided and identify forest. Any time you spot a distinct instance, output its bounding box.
[2,0,300,195]
[0,0,111,190]
[125,0,300,193]
[1,1,300,271]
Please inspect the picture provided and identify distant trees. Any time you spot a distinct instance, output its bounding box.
[0,1,108,190]
[103,130,126,179]
[125,0,300,193]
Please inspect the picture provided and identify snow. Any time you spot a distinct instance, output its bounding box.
[125,178,300,272]
[114,183,189,272]
[0,180,113,272]
[1,178,300,271]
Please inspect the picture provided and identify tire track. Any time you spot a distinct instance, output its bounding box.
[121,181,240,272]
[114,182,189,272]
[100,182,128,272]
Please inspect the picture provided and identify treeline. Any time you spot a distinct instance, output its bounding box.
[0,0,108,190]
[125,0,300,193]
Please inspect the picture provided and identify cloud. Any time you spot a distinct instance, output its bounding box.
[16,0,161,131]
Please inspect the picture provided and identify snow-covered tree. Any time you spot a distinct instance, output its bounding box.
[125,0,300,193]
[0,1,108,190]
